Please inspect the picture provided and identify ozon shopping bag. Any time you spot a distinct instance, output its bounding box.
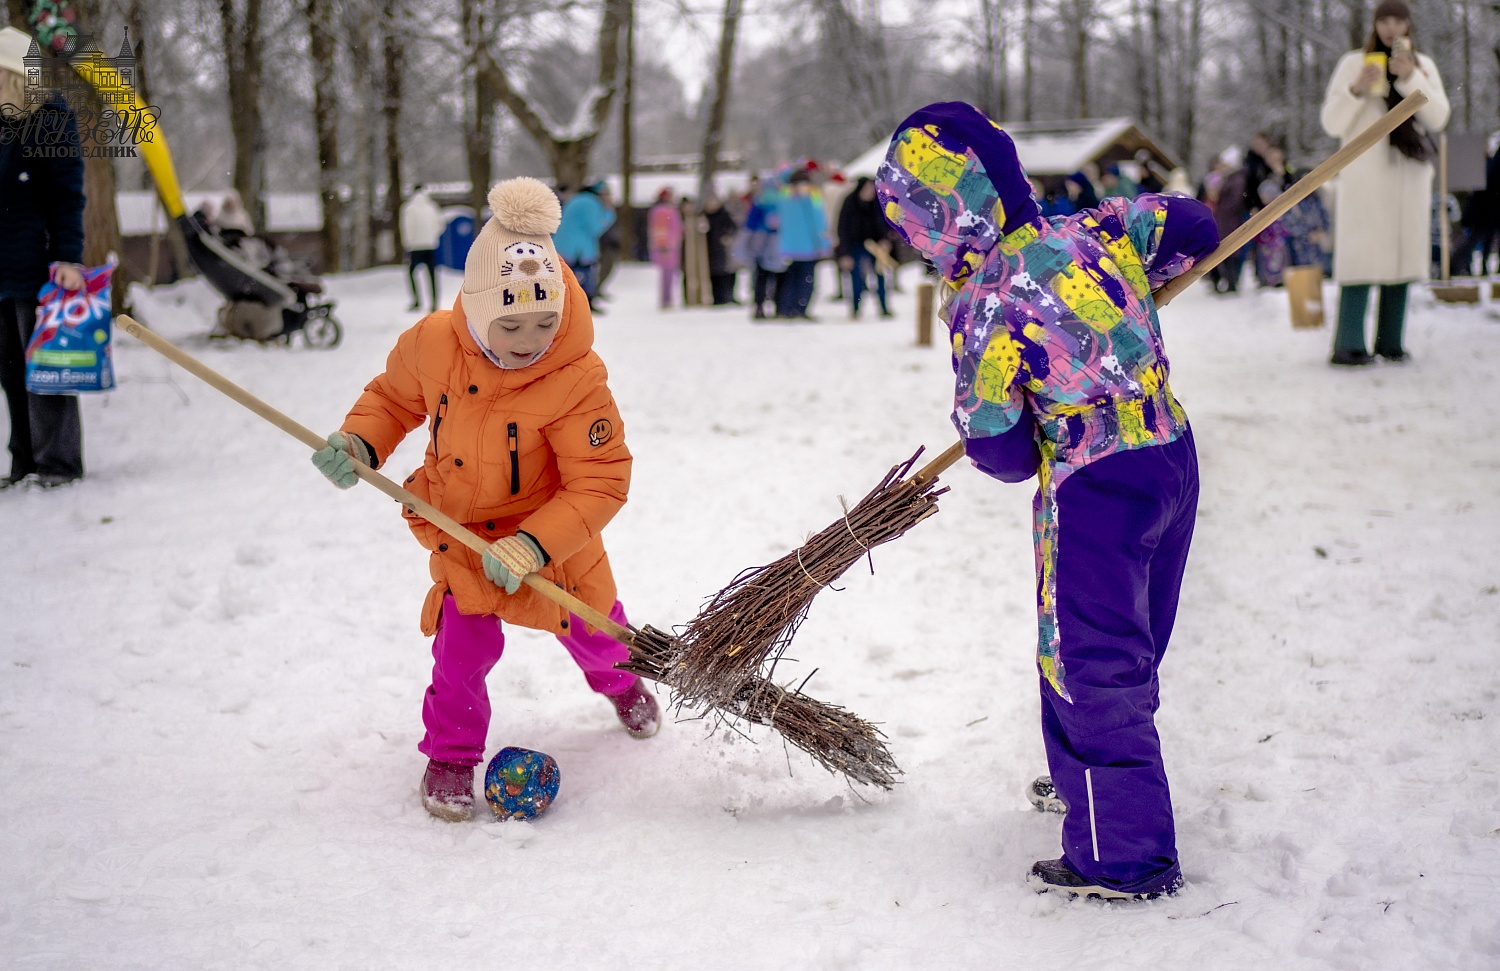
[25,260,118,394]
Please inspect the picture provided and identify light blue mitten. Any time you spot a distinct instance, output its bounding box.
[310,431,372,489]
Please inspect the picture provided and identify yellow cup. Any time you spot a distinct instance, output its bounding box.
[1363,52,1390,97]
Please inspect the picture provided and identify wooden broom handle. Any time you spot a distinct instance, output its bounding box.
[907,91,1429,488]
[1152,90,1427,306]
[118,316,633,645]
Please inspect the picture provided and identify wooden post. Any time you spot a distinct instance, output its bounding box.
[1440,132,1451,283]
[1432,132,1481,302]
[915,281,935,346]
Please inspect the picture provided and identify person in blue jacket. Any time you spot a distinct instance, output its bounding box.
[773,169,830,319]
[552,181,616,311]
[0,28,88,490]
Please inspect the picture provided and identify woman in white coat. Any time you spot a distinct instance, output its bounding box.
[1320,0,1449,365]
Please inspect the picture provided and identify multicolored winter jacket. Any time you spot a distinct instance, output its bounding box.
[875,102,1218,483]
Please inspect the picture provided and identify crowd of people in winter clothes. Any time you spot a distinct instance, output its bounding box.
[642,162,897,322]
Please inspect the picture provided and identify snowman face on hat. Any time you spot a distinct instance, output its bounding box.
[500,241,556,279]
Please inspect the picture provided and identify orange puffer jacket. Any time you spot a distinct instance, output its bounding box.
[341,267,630,636]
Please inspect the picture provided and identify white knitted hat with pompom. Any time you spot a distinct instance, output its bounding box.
[461,177,566,336]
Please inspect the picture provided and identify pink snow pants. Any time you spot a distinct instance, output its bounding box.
[418,593,635,766]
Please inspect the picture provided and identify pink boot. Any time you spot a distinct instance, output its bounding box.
[608,679,661,739]
[421,759,475,821]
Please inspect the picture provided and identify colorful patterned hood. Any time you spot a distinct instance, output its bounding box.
[876,102,1218,474]
[874,102,1041,287]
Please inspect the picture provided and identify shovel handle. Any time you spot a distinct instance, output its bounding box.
[118,316,632,644]
[907,91,1430,487]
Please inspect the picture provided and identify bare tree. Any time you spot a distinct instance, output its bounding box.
[217,0,267,229]
[809,0,899,142]
[1176,0,1205,164]
[468,0,631,191]
[345,0,378,269]
[699,0,743,201]
[381,0,405,258]
[618,1,634,258]
[305,0,343,272]
[975,0,1007,120]
[1061,0,1094,117]
[1022,0,1035,120]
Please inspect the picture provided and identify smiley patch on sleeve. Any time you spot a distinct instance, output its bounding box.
[588,419,613,447]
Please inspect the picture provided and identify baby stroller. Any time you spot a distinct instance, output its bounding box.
[180,215,343,349]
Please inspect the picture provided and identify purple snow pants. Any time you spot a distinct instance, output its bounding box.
[417,594,635,766]
[1041,429,1198,895]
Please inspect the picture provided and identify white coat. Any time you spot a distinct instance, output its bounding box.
[399,190,446,252]
[1320,50,1450,285]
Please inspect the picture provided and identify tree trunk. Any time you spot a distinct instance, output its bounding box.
[811,0,897,142]
[382,0,405,261]
[698,0,742,203]
[1131,0,1149,125]
[125,0,189,280]
[976,0,1005,119]
[1066,1,1091,118]
[482,0,629,189]
[619,2,635,260]
[1022,0,1034,120]
[1177,0,1203,167]
[218,0,266,231]
[1148,0,1164,132]
[65,3,123,307]
[346,2,375,269]
[461,0,495,216]
[306,0,342,274]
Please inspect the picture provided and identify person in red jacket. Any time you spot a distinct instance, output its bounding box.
[311,177,659,822]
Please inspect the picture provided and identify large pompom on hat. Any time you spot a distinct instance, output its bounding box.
[461,177,566,337]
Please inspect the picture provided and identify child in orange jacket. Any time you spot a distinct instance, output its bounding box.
[311,177,659,822]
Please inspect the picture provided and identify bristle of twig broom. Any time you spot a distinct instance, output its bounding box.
[669,447,948,709]
[623,624,900,790]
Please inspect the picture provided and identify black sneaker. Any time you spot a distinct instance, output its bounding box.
[1377,350,1411,364]
[1330,349,1374,367]
[1029,858,1180,901]
[1027,776,1067,814]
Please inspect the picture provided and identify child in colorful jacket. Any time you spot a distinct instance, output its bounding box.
[876,103,1218,899]
[311,178,660,822]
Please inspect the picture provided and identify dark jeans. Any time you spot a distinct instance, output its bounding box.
[709,272,736,306]
[0,297,83,481]
[849,250,888,315]
[407,249,438,310]
[776,260,818,317]
[1040,431,1198,894]
[567,260,600,301]
[1210,246,1248,292]
[752,266,784,314]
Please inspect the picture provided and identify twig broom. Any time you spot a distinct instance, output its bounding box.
[670,91,1430,701]
[120,319,900,789]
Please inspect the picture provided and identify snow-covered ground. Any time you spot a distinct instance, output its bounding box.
[2,262,1498,970]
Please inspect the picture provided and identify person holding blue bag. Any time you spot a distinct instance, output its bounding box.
[0,26,88,490]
